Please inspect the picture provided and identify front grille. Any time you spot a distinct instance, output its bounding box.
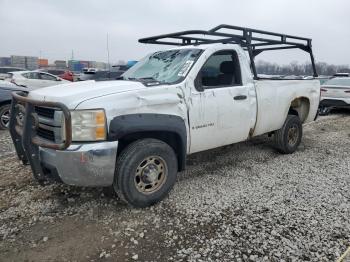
[35,106,55,119]
[11,91,72,150]
[34,106,63,143]
[37,127,55,141]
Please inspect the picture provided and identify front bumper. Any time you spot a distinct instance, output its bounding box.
[40,141,118,187]
[9,91,118,187]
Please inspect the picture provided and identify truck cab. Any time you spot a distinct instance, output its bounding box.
[9,25,320,207]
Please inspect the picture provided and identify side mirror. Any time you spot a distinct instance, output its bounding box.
[194,72,204,92]
[56,78,61,81]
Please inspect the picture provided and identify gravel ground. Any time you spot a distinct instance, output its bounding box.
[0,112,350,262]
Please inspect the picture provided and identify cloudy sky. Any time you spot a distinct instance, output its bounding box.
[1,0,349,65]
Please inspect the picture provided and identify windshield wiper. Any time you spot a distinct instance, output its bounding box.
[128,77,161,82]
[124,77,168,85]
[137,77,157,81]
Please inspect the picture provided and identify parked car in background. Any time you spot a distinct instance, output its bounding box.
[83,68,98,73]
[112,65,128,71]
[0,80,28,129]
[111,64,129,77]
[319,77,350,115]
[39,69,74,82]
[332,73,349,78]
[77,70,124,81]
[0,67,26,80]
[5,71,69,89]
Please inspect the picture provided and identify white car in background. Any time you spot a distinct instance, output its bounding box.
[0,67,26,80]
[6,71,69,89]
[319,77,350,115]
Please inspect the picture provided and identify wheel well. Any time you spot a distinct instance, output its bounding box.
[117,131,185,171]
[289,97,310,123]
[0,100,11,108]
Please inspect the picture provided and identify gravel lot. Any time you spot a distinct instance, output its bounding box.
[0,112,350,262]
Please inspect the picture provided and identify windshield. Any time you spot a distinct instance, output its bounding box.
[324,78,350,86]
[123,49,202,85]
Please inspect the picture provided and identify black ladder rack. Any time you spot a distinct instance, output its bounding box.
[139,24,318,79]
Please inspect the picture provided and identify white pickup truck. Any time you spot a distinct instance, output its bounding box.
[9,25,320,207]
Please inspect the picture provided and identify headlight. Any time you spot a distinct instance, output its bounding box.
[70,109,106,141]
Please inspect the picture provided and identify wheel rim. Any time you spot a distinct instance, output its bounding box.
[287,125,299,146]
[1,109,10,128]
[134,156,168,194]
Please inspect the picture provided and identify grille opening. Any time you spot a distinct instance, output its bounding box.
[35,106,55,119]
[37,127,55,142]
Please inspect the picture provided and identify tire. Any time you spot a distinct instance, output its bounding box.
[0,104,11,130]
[274,115,302,154]
[318,106,331,116]
[114,138,178,208]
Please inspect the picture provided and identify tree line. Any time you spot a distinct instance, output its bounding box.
[256,60,350,76]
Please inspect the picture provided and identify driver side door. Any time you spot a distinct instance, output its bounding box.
[188,50,253,153]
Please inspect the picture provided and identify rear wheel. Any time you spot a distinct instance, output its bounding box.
[0,104,11,130]
[114,138,178,207]
[274,115,302,154]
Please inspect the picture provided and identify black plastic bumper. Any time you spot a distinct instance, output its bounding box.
[319,99,350,108]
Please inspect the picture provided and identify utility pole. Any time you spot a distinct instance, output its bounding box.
[107,33,111,71]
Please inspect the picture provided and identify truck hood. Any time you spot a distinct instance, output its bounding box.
[28,80,146,109]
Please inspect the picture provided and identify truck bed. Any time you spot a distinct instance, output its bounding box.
[253,79,320,137]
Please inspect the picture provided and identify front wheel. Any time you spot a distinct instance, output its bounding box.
[114,138,178,208]
[0,104,11,130]
[274,115,302,154]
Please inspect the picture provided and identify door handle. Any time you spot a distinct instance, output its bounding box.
[234,95,247,100]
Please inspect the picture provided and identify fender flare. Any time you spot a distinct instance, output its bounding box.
[108,113,187,170]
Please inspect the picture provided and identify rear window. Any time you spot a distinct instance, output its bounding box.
[324,78,350,86]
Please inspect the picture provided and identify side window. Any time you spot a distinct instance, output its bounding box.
[24,72,39,79]
[40,73,56,81]
[48,70,63,75]
[197,50,242,89]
